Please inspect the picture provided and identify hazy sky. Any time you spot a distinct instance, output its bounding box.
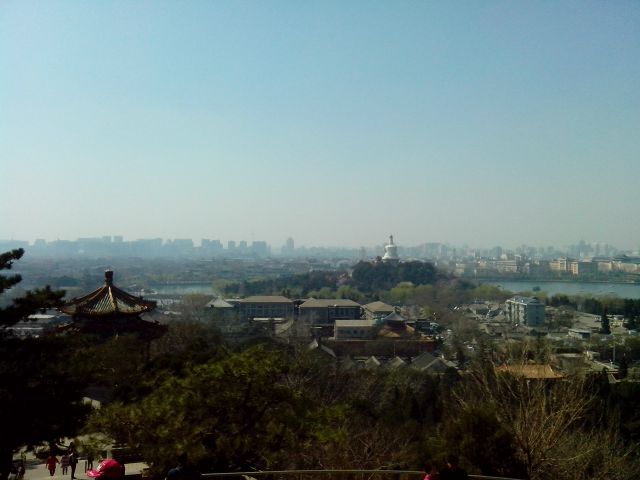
[2,1,639,250]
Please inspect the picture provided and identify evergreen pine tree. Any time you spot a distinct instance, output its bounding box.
[1,249,70,480]
[600,307,611,335]
[0,248,65,329]
[619,354,629,379]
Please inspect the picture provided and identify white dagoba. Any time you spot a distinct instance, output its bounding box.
[382,235,399,264]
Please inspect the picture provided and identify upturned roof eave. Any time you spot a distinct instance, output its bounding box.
[61,282,156,317]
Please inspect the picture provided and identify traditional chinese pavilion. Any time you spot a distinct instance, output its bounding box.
[60,270,166,339]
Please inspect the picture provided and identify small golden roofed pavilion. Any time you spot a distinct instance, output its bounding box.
[61,270,165,338]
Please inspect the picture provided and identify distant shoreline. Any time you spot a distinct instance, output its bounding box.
[472,277,639,286]
[475,278,640,299]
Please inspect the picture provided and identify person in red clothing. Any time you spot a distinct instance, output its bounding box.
[46,454,59,476]
[87,459,125,480]
[423,461,440,480]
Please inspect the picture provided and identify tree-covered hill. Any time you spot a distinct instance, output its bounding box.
[350,260,443,292]
[223,260,447,298]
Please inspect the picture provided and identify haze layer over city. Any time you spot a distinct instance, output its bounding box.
[2,2,639,250]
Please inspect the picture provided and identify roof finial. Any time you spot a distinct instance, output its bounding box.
[105,270,114,286]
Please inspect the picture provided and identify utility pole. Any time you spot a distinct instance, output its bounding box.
[612,335,616,365]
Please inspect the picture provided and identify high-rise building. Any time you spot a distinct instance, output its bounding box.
[281,237,295,255]
[505,296,545,326]
[251,241,268,256]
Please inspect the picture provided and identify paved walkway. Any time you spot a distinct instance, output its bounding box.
[20,459,148,480]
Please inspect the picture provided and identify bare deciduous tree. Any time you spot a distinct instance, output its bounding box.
[452,358,639,480]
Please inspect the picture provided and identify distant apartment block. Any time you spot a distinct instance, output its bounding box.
[496,259,519,273]
[251,241,269,256]
[165,238,195,255]
[282,237,295,255]
[569,260,597,276]
[454,262,475,276]
[598,261,613,272]
[505,296,545,326]
[527,260,550,275]
[549,257,570,273]
[613,257,640,274]
[201,239,223,253]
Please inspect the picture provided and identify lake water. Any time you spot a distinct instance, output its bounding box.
[482,280,640,299]
[150,283,216,295]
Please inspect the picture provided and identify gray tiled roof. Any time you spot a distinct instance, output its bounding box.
[508,296,542,304]
[299,298,361,308]
[387,356,407,369]
[206,298,234,308]
[363,301,395,313]
[384,312,406,322]
[364,356,381,369]
[410,352,453,373]
[241,295,293,304]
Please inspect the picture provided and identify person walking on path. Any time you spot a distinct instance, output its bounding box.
[87,459,125,480]
[68,450,78,480]
[61,454,70,475]
[423,461,440,480]
[17,461,25,480]
[166,453,201,480]
[440,454,468,480]
[46,454,59,477]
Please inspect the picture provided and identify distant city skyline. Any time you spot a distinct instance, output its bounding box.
[0,234,632,255]
[2,2,639,250]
